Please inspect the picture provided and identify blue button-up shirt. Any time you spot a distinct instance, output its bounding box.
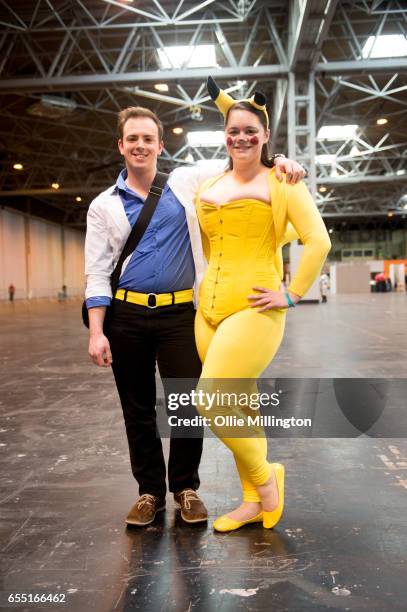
[86,169,195,309]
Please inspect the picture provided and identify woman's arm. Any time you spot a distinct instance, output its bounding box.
[285,181,331,299]
[280,222,300,246]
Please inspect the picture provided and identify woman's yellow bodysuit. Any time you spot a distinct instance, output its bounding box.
[194,168,331,501]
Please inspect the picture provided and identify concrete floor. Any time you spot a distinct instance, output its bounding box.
[0,295,406,611]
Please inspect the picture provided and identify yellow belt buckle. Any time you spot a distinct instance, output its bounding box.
[147,293,158,308]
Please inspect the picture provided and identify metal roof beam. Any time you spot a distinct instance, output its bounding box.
[317,173,407,185]
[322,211,406,218]
[0,64,288,93]
[316,58,407,74]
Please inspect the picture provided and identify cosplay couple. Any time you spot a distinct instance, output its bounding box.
[85,77,331,532]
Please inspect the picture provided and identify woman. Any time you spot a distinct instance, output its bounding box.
[194,77,331,532]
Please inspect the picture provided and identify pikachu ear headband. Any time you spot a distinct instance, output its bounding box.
[207,76,269,129]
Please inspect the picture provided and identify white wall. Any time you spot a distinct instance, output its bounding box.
[64,227,86,296]
[0,207,85,299]
[0,209,27,300]
[329,262,370,293]
[369,260,384,273]
[289,241,321,301]
[29,218,64,298]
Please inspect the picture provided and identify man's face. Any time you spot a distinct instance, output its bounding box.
[118,116,164,172]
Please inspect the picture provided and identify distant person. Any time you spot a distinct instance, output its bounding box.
[8,284,15,302]
[320,273,329,303]
[375,272,386,292]
[58,285,68,301]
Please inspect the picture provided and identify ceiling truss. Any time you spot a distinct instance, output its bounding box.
[0,0,406,227]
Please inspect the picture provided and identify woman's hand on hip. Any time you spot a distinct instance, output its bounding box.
[248,286,299,312]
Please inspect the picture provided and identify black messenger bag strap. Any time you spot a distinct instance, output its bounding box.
[109,170,168,295]
[82,171,168,329]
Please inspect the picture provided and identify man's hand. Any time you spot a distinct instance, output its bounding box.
[87,305,112,366]
[88,332,112,367]
[248,286,301,312]
[274,156,305,184]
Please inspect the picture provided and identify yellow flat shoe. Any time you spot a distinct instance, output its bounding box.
[262,463,285,529]
[213,511,263,532]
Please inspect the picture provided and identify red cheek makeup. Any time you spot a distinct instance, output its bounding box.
[226,135,259,147]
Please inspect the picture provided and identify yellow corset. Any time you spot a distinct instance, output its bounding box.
[197,198,281,325]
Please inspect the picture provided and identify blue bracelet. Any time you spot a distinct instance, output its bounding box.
[285,291,295,308]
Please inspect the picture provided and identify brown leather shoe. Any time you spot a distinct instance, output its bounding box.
[125,494,166,526]
[174,489,208,524]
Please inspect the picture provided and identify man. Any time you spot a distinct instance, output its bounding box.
[85,106,304,527]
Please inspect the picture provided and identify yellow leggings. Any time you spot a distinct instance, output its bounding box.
[195,306,286,502]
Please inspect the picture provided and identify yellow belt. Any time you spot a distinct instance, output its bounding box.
[115,288,193,309]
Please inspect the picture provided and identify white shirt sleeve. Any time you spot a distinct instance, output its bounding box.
[85,202,115,300]
[168,161,226,205]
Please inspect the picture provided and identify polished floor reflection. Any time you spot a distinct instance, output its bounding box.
[1,297,406,611]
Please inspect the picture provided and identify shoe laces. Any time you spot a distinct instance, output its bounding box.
[137,493,157,509]
[179,489,199,510]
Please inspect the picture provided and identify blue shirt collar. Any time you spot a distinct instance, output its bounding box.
[112,168,168,199]
[113,168,143,199]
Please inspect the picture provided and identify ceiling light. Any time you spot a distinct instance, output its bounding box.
[404,203,407,210]
[13,163,23,170]
[157,45,217,69]
[75,196,82,202]
[376,118,388,125]
[190,106,203,121]
[154,83,169,92]
[387,211,393,217]
[329,228,334,234]
[186,131,224,147]
[362,35,407,59]
[396,169,405,176]
[51,183,60,190]
[317,125,358,140]
[319,186,327,193]
[172,127,184,135]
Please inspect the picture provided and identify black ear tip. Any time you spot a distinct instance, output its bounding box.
[207,76,220,100]
[253,91,266,106]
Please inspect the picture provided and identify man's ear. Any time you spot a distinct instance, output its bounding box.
[118,139,124,155]
[158,140,164,154]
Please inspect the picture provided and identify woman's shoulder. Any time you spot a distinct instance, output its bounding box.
[268,167,306,191]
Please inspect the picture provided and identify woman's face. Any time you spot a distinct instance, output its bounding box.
[225,108,270,166]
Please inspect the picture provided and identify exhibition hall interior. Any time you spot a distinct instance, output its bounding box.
[0,1,406,611]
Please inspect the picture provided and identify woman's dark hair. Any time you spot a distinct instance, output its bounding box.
[225,101,273,170]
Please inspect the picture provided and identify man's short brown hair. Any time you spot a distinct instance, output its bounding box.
[117,106,164,141]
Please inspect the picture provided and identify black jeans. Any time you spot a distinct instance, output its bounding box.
[107,299,203,499]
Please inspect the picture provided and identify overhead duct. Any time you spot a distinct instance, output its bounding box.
[27,95,77,118]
